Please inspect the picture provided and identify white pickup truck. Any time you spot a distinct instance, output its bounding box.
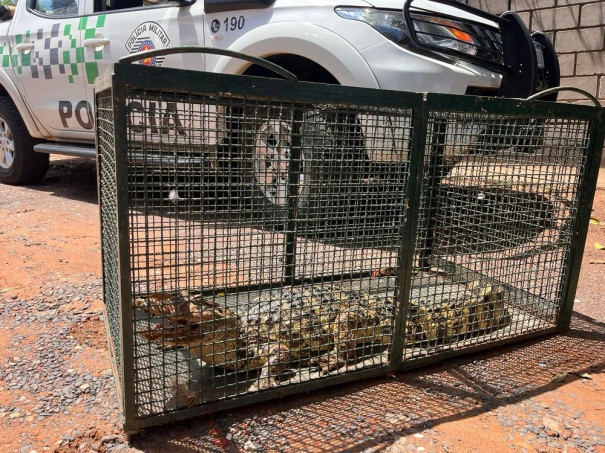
[0,0,559,186]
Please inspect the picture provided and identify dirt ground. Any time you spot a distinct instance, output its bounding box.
[0,156,603,453]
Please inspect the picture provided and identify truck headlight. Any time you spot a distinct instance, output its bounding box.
[335,7,480,57]
[411,14,479,56]
[335,8,409,46]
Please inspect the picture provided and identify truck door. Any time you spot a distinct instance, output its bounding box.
[77,0,207,146]
[8,0,91,137]
[80,0,206,99]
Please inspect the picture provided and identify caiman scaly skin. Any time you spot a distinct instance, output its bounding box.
[135,282,510,390]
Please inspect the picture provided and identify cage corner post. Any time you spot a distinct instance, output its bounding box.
[556,108,605,333]
[112,76,137,430]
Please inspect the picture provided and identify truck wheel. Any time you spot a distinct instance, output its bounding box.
[0,97,48,185]
[242,109,366,222]
[248,111,323,219]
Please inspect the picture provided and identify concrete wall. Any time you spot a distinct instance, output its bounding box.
[466,0,605,106]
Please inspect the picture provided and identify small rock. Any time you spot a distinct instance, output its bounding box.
[244,440,257,451]
[100,435,119,444]
[543,418,560,433]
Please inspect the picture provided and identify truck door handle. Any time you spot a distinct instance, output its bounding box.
[15,43,34,52]
[84,38,110,48]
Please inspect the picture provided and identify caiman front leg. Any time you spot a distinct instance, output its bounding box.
[248,342,291,392]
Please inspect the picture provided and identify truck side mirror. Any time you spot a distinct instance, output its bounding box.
[0,5,15,21]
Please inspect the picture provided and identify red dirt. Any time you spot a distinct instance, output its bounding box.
[0,156,603,452]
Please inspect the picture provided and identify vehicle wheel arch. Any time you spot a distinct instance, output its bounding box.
[209,23,379,89]
[241,53,339,84]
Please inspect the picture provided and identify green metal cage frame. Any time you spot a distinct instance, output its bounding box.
[95,58,604,432]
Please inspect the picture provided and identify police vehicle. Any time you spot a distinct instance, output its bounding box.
[0,0,559,190]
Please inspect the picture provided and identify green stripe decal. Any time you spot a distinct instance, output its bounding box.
[9,17,108,85]
[85,62,99,84]
[76,47,84,63]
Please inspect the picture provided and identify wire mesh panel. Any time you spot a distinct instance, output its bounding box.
[126,98,413,419]
[402,95,599,361]
[96,62,603,431]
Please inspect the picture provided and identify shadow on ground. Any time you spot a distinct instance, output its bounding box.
[28,157,99,204]
[131,311,604,452]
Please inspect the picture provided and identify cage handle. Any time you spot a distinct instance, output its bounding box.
[118,46,298,81]
[527,86,601,108]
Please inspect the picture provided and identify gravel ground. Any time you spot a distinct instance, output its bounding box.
[0,156,603,453]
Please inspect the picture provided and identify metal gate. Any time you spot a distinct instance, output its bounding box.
[95,49,604,431]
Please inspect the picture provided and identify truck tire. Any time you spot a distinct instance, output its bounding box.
[238,108,367,223]
[0,97,48,185]
[248,110,327,219]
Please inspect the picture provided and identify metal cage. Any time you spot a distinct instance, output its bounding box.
[95,54,604,431]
